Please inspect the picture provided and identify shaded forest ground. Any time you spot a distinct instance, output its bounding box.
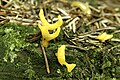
[0,0,120,80]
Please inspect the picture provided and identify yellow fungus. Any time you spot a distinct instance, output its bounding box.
[39,9,63,30]
[38,24,61,41]
[41,39,49,48]
[71,1,91,15]
[96,32,113,42]
[38,24,49,39]
[38,24,61,47]
[65,63,76,72]
[38,9,63,47]
[39,9,49,26]
[56,45,76,72]
[46,27,61,41]
[56,45,66,65]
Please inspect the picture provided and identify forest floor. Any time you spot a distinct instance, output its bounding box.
[0,0,120,80]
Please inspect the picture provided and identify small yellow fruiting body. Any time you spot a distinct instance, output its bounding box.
[56,45,66,65]
[96,32,113,42]
[41,39,49,48]
[39,9,63,30]
[65,63,76,72]
[71,1,91,15]
[56,45,76,72]
[38,9,63,47]
[38,24,61,41]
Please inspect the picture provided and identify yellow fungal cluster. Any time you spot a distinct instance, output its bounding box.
[56,45,76,72]
[96,32,113,42]
[38,9,76,72]
[38,9,63,47]
[71,1,91,15]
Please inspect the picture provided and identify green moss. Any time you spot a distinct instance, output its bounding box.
[0,23,120,79]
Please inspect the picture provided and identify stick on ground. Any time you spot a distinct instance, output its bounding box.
[41,45,50,74]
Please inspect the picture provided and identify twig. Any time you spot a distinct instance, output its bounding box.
[102,13,120,17]
[78,26,116,36]
[65,45,87,51]
[41,45,50,74]
[65,17,79,33]
[115,15,120,24]
[0,16,71,25]
[89,5,100,13]
[57,8,69,16]
[113,30,120,34]
[111,38,120,42]
[86,17,103,26]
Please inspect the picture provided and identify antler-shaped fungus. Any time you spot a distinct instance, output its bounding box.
[56,45,76,72]
[72,1,91,15]
[38,9,63,47]
[96,32,113,42]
